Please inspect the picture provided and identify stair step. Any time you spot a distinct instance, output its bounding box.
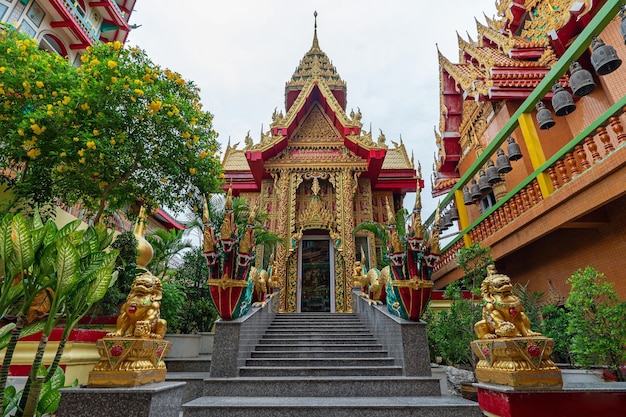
[202,376,442,397]
[183,396,483,417]
[245,357,395,367]
[264,329,369,334]
[250,350,389,358]
[259,336,376,343]
[239,365,403,377]
[254,343,383,351]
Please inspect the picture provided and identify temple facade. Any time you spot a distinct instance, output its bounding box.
[222,24,417,313]
[431,0,626,300]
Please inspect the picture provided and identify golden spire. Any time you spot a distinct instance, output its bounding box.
[286,11,346,92]
[312,11,320,51]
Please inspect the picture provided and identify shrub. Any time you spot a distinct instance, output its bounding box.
[565,267,626,381]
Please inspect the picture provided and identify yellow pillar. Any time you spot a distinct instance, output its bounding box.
[517,113,554,198]
[454,189,472,248]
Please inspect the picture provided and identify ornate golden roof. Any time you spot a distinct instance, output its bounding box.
[381,140,414,170]
[222,148,249,171]
[285,13,346,94]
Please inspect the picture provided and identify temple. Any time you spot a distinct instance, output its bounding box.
[431,0,626,300]
[221,15,418,313]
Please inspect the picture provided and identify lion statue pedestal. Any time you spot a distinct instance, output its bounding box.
[88,272,171,387]
[471,337,562,388]
[471,266,562,389]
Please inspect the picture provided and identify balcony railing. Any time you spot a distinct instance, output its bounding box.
[60,0,99,44]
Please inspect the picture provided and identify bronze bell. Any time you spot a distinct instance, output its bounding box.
[507,137,523,161]
[590,36,622,75]
[463,186,474,205]
[569,61,596,98]
[486,160,502,185]
[478,169,492,194]
[442,212,453,230]
[448,205,460,221]
[535,101,555,130]
[496,148,512,174]
[551,83,576,116]
[470,179,482,200]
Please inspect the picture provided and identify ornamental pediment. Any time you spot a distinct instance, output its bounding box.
[265,146,367,171]
[290,103,342,144]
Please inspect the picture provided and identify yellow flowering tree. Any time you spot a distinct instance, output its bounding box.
[0,27,78,214]
[58,41,222,223]
[0,28,222,223]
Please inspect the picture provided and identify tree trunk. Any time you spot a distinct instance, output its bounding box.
[16,333,49,417]
[0,314,25,416]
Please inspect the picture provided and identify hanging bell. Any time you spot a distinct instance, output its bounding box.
[496,148,512,174]
[535,101,555,130]
[551,83,576,116]
[442,212,453,229]
[448,205,459,221]
[478,169,492,194]
[590,36,622,76]
[507,137,523,161]
[569,61,596,98]
[463,186,474,205]
[486,159,502,185]
[470,179,482,200]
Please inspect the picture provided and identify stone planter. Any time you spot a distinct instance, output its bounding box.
[164,334,201,358]
[198,332,214,355]
[560,368,604,385]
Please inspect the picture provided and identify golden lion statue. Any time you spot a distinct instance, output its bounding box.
[108,272,167,339]
[474,265,541,339]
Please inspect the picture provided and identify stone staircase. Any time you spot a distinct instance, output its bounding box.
[179,312,483,417]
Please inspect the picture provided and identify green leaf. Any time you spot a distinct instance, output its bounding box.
[42,219,59,247]
[86,267,113,304]
[97,226,115,251]
[18,321,46,339]
[3,385,20,415]
[37,387,60,415]
[0,323,16,351]
[11,214,35,273]
[57,220,81,239]
[48,366,65,391]
[0,215,12,264]
[32,209,44,230]
[56,237,79,296]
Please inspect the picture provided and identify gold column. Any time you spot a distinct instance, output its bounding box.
[340,169,357,312]
[518,113,554,198]
[454,189,472,248]
[273,169,290,312]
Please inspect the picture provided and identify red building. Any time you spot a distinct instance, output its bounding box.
[431,0,626,300]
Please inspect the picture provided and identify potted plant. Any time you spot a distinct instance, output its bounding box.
[564,267,626,382]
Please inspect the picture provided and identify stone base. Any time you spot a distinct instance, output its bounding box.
[471,337,562,388]
[87,368,167,388]
[57,381,185,417]
[477,382,626,417]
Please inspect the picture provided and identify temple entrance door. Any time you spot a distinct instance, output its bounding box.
[297,235,334,313]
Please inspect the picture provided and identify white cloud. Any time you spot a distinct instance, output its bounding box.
[127,0,497,220]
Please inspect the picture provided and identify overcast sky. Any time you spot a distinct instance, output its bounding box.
[126,1,498,222]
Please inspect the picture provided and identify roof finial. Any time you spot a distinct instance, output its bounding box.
[312,11,319,50]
